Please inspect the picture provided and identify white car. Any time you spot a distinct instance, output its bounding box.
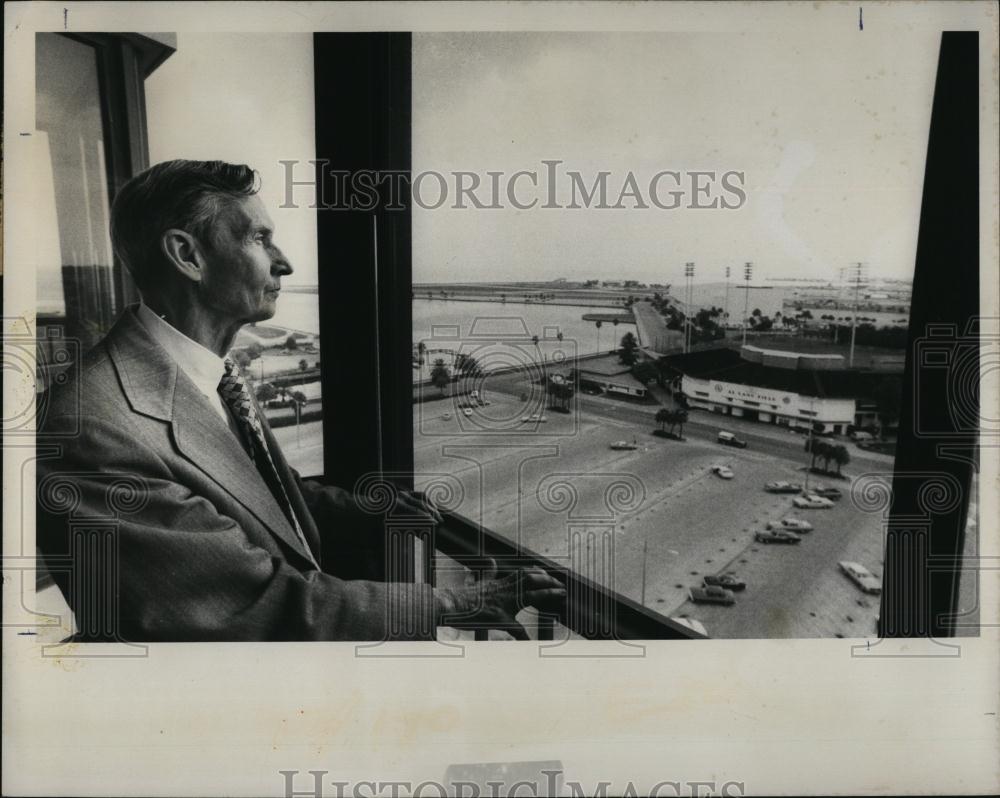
[767,517,814,532]
[462,408,473,417]
[710,464,734,480]
[793,494,834,509]
[839,561,881,594]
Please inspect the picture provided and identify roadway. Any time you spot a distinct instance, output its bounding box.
[415,372,890,638]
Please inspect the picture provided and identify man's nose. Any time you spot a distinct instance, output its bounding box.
[271,248,293,276]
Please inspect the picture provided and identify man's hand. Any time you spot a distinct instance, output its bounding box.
[434,561,567,640]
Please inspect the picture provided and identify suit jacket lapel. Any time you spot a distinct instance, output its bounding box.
[106,308,320,567]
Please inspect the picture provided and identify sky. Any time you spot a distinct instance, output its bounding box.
[140,29,940,289]
[412,30,940,286]
[145,33,319,287]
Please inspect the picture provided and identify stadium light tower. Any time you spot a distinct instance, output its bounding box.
[724,265,731,328]
[847,262,868,367]
[684,262,695,353]
[742,262,753,346]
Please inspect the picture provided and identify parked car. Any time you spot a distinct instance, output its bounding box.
[810,485,843,500]
[703,574,746,591]
[610,440,639,450]
[767,517,814,533]
[462,408,473,417]
[689,585,736,605]
[793,494,835,509]
[851,431,875,442]
[754,529,802,544]
[710,464,735,479]
[839,561,882,594]
[765,481,804,494]
[717,430,748,449]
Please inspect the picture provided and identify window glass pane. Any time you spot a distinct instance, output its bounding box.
[412,32,929,638]
[35,33,116,352]
[144,33,323,476]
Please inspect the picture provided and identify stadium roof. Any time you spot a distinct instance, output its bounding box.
[661,348,892,401]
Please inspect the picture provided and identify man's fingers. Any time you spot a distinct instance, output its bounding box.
[524,587,568,610]
[482,557,498,582]
[521,570,565,592]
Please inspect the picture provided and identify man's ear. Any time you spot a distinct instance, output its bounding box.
[161,229,206,284]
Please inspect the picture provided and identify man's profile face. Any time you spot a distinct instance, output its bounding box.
[198,194,292,326]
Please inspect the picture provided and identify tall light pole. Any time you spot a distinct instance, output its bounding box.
[684,262,695,353]
[847,262,867,368]
[724,265,731,330]
[742,262,753,346]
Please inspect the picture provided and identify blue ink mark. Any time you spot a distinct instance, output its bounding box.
[859,7,864,31]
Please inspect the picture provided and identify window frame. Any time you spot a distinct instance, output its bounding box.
[35,33,175,339]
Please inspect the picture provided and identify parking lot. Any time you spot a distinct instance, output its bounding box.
[415,387,887,638]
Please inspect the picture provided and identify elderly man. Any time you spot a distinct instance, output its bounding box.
[36,159,564,641]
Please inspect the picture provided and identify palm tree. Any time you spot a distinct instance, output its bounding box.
[612,318,620,352]
[807,439,833,472]
[832,444,850,476]
[416,341,427,384]
[674,408,688,438]
[804,436,821,470]
[595,320,603,352]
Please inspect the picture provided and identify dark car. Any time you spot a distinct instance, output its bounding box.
[703,574,747,591]
[754,529,802,544]
[717,431,748,448]
[689,585,736,605]
[811,485,843,500]
[764,480,804,494]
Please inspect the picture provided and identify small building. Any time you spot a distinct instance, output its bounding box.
[570,356,648,398]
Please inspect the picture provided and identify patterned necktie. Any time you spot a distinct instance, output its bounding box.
[218,358,319,568]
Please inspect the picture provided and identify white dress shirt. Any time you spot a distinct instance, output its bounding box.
[135,302,238,434]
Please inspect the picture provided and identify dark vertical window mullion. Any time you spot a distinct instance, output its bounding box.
[314,33,413,491]
[377,34,414,482]
[881,31,978,639]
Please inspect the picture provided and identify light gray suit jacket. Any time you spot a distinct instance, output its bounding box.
[36,307,434,641]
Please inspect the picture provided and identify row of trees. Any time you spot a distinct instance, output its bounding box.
[231,339,317,380]
[255,382,307,407]
[654,407,689,437]
[804,437,851,475]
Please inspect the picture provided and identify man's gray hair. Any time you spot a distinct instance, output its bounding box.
[110,159,260,292]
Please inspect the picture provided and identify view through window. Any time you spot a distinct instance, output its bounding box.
[145,33,324,476]
[411,31,944,639]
